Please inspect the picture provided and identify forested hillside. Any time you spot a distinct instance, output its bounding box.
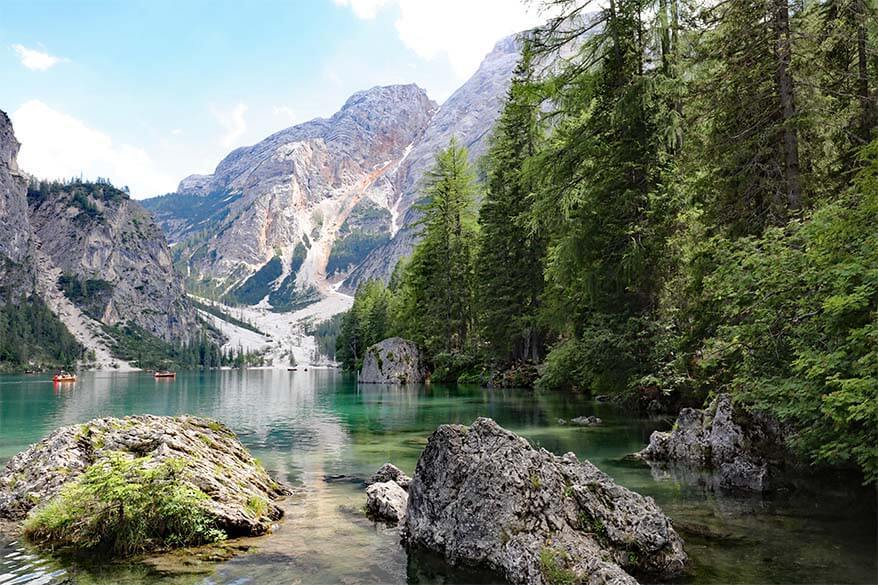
[338,0,877,482]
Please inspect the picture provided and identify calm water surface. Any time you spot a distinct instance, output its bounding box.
[0,370,875,584]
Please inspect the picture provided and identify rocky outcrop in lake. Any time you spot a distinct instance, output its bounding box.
[635,394,787,491]
[0,415,289,536]
[365,462,411,524]
[358,337,428,384]
[403,418,687,584]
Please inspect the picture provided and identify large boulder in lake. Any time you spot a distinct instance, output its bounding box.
[635,394,786,491]
[403,418,687,585]
[358,337,428,384]
[0,415,289,544]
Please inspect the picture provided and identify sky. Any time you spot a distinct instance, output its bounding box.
[0,0,543,198]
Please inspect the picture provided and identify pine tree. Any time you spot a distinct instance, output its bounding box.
[477,44,547,364]
[397,139,479,356]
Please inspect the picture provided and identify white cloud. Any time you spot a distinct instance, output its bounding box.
[11,100,176,198]
[333,0,389,19]
[272,106,297,124]
[210,102,249,149]
[171,128,184,136]
[334,0,542,78]
[11,44,68,71]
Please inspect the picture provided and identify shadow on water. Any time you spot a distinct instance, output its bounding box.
[0,370,874,584]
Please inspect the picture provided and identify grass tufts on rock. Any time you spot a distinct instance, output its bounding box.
[23,453,226,556]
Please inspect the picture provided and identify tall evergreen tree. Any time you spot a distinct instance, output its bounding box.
[477,45,547,364]
[395,139,479,356]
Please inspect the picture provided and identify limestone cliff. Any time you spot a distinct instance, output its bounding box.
[0,110,34,298]
[27,180,198,343]
[144,34,523,307]
[146,84,437,307]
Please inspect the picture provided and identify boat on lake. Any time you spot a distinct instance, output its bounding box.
[52,372,76,383]
[153,371,176,379]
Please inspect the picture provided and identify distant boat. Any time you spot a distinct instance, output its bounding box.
[154,371,176,379]
[53,372,76,383]
[288,367,298,371]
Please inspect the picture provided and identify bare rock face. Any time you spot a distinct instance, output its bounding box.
[403,418,687,585]
[144,35,524,307]
[365,481,408,524]
[0,110,34,298]
[358,337,428,384]
[145,84,437,308]
[27,183,198,342]
[635,394,786,491]
[343,34,523,291]
[0,415,289,535]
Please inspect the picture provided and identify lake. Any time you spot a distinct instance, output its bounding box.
[0,370,875,584]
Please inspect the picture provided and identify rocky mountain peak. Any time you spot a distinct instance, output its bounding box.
[0,110,21,174]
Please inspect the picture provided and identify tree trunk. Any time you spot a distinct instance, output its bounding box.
[773,0,802,211]
[856,0,872,143]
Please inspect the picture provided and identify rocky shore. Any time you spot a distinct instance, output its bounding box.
[634,394,787,491]
[0,415,289,554]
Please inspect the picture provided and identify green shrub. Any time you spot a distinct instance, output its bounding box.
[539,546,576,585]
[24,453,225,556]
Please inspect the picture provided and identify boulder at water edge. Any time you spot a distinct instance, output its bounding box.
[634,394,786,491]
[367,462,412,489]
[0,415,289,539]
[402,418,687,585]
[358,337,428,384]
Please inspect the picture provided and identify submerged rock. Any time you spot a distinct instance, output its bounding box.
[635,394,786,491]
[358,337,428,384]
[367,462,411,490]
[365,481,408,524]
[570,416,603,427]
[403,418,687,584]
[0,415,289,537]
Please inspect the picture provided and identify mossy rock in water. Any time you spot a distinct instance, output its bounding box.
[0,415,290,556]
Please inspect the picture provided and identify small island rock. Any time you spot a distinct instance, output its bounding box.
[635,394,786,491]
[358,337,428,384]
[403,417,687,584]
[367,462,411,490]
[0,415,289,538]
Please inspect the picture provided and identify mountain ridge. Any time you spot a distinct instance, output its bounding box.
[144,34,523,306]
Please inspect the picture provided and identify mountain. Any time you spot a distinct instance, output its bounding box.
[0,110,199,369]
[146,84,436,308]
[27,180,197,343]
[144,34,522,305]
[0,111,35,299]
[343,34,522,292]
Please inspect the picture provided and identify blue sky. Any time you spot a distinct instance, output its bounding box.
[0,0,540,198]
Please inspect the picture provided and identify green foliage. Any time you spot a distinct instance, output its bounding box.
[230,257,283,305]
[477,43,548,365]
[658,144,878,481]
[393,139,480,356]
[306,313,344,361]
[0,295,82,371]
[539,546,576,585]
[336,280,393,370]
[58,274,114,320]
[190,298,263,335]
[104,321,263,370]
[23,453,225,556]
[327,231,390,276]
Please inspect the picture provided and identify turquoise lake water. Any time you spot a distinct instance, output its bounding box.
[0,370,875,584]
